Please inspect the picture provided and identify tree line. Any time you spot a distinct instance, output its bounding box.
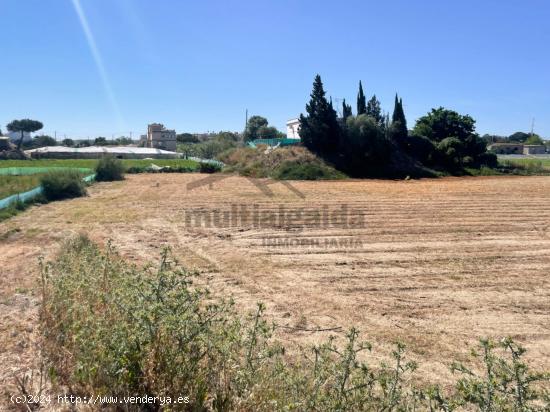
[299,75,498,177]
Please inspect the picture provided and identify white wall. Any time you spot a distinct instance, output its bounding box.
[286,118,300,139]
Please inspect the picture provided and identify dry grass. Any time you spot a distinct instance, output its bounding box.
[1,174,549,408]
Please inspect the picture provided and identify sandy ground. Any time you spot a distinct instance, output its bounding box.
[1,174,549,408]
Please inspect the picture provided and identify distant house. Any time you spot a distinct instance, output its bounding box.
[146,123,177,152]
[286,118,300,139]
[487,143,523,154]
[523,145,546,155]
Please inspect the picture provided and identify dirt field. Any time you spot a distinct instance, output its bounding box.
[1,174,549,407]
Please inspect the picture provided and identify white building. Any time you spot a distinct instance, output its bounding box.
[286,118,300,139]
[146,123,177,152]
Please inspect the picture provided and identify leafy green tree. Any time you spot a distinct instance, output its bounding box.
[356,81,366,115]
[62,138,75,147]
[435,137,465,168]
[413,107,491,167]
[366,94,384,126]
[177,133,199,144]
[299,75,341,154]
[243,115,268,141]
[388,94,407,143]
[342,99,353,121]
[341,114,390,175]
[480,134,505,144]
[524,134,544,145]
[413,107,474,143]
[214,131,240,143]
[31,135,57,148]
[116,136,133,145]
[257,126,283,139]
[508,131,530,142]
[94,137,108,146]
[6,119,43,150]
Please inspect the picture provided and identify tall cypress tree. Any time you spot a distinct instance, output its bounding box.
[366,94,384,126]
[299,75,341,154]
[389,94,408,143]
[357,81,366,115]
[342,99,352,121]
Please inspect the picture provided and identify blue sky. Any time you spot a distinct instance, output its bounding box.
[1,0,549,139]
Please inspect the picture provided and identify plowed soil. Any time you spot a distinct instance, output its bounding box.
[1,174,549,408]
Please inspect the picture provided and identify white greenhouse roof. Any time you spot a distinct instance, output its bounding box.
[25,146,178,155]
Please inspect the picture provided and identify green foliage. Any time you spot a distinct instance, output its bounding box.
[40,171,87,201]
[508,131,531,142]
[257,125,284,139]
[273,160,345,180]
[23,134,57,149]
[61,138,75,147]
[436,137,466,168]
[389,94,408,144]
[412,107,493,170]
[0,158,200,171]
[450,338,550,411]
[403,134,436,165]
[94,156,125,182]
[357,80,366,115]
[40,238,550,411]
[413,107,475,143]
[176,133,199,143]
[341,114,391,176]
[524,134,544,145]
[6,118,44,149]
[0,197,41,222]
[198,162,222,173]
[300,74,341,154]
[179,132,240,159]
[220,146,343,180]
[243,115,269,141]
[94,137,108,146]
[342,98,353,121]
[0,174,44,198]
[476,152,498,168]
[498,159,550,175]
[366,94,384,127]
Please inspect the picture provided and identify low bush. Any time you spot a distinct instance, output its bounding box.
[198,162,222,173]
[273,160,344,180]
[40,171,86,201]
[476,151,498,168]
[220,146,345,180]
[404,134,436,165]
[40,237,550,411]
[94,156,125,181]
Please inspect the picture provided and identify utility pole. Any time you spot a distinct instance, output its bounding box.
[244,109,248,141]
[531,118,536,135]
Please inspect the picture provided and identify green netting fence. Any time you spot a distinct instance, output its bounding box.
[0,167,93,176]
[247,138,301,148]
[0,167,95,209]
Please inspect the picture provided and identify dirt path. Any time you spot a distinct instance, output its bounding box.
[1,174,549,408]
